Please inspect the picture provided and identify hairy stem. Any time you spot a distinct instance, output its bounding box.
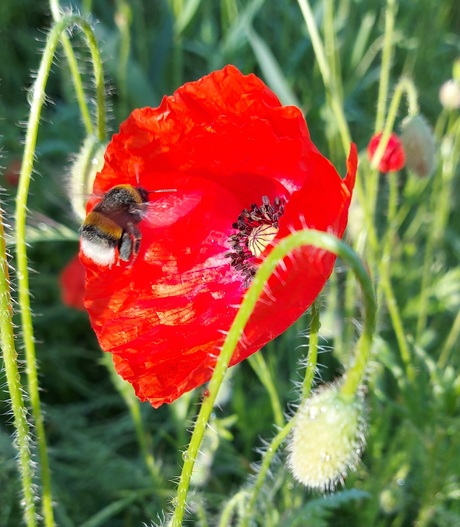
[0,202,37,527]
[15,15,106,527]
[171,230,375,526]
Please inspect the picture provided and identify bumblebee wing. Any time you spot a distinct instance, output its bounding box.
[143,192,202,228]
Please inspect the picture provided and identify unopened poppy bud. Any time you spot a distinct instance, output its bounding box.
[439,79,460,110]
[400,115,435,178]
[367,132,405,173]
[59,254,86,311]
[288,384,366,491]
[69,136,106,220]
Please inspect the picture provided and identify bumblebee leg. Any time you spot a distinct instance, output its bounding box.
[118,231,134,262]
[127,223,143,265]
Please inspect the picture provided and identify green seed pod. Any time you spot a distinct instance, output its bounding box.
[288,383,366,491]
[400,115,436,178]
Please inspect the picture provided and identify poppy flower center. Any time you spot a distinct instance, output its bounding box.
[226,195,285,287]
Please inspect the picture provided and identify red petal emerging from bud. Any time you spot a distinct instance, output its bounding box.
[60,254,86,311]
[367,132,406,173]
[80,65,357,407]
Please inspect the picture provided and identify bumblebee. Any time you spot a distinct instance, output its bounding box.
[79,184,149,266]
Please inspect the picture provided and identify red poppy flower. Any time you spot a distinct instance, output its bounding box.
[80,65,357,408]
[60,254,86,311]
[367,132,405,173]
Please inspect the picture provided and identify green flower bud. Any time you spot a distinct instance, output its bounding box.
[400,115,435,178]
[439,79,460,110]
[68,136,106,221]
[288,383,366,491]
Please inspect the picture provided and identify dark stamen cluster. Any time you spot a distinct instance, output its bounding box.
[226,195,285,287]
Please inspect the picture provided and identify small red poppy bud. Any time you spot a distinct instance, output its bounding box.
[367,132,406,173]
[439,79,460,110]
[400,115,435,178]
[60,254,86,311]
[4,159,22,187]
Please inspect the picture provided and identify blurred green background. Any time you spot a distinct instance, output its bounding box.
[1,1,460,526]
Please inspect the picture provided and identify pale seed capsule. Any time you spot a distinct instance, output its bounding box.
[288,383,366,492]
[400,114,435,178]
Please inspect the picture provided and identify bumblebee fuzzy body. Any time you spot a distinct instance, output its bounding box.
[80,184,149,266]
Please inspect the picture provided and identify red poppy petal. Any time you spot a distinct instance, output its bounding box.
[81,66,357,408]
[367,132,405,173]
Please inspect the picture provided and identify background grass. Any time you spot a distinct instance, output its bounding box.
[1,0,460,526]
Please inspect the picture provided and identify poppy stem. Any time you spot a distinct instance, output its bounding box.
[14,14,106,527]
[49,0,107,142]
[239,235,374,527]
[0,201,37,527]
[238,302,321,527]
[367,77,420,237]
[170,230,375,526]
[301,300,320,399]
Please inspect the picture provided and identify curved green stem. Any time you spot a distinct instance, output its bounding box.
[49,0,107,140]
[239,302,321,527]
[0,204,37,527]
[49,0,94,135]
[14,15,106,527]
[368,77,419,226]
[238,420,296,527]
[171,230,375,526]
[239,234,375,526]
[218,491,249,527]
[371,77,419,171]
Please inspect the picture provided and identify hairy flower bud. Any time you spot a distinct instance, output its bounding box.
[68,136,106,221]
[288,384,366,491]
[400,115,435,178]
[439,79,460,110]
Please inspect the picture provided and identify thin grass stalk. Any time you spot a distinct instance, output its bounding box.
[302,300,320,399]
[247,352,285,429]
[417,116,460,342]
[103,355,161,483]
[377,171,416,384]
[115,0,132,120]
[296,0,382,264]
[374,0,397,134]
